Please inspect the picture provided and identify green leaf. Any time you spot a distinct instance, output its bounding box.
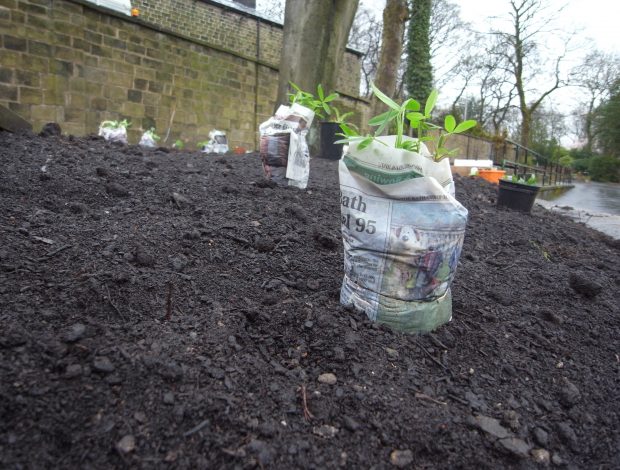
[371,82,400,110]
[368,110,397,126]
[453,120,477,133]
[324,93,338,103]
[317,84,324,101]
[444,115,456,133]
[425,89,438,117]
[339,123,358,137]
[405,99,421,111]
[406,112,424,122]
[358,136,374,150]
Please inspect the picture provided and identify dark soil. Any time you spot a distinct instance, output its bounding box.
[1,130,619,469]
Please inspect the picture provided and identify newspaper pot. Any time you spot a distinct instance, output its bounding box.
[497,179,540,213]
[477,168,505,184]
[339,136,468,333]
[319,122,344,160]
[258,103,315,188]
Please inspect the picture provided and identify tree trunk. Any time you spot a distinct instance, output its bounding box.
[371,0,408,117]
[276,0,359,108]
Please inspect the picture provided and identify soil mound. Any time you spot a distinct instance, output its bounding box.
[1,130,619,468]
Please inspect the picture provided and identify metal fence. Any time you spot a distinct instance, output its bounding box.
[443,133,572,186]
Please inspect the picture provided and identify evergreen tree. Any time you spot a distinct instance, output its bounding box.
[405,0,433,105]
[595,79,620,158]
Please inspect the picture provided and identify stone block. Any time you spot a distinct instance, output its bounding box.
[127,89,142,103]
[3,34,27,51]
[105,85,126,102]
[142,91,159,106]
[113,61,134,75]
[31,104,59,121]
[84,30,102,44]
[21,55,48,73]
[103,36,126,50]
[62,121,86,136]
[64,106,83,122]
[0,0,18,9]
[18,2,46,15]
[133,78,147,90]
[66,92,86,108]
[126,40,145,54]
[49,59,73,76]
[72,37,90,52]
[0,50,19,67]
[84,55,98,67]
[0,83,18,101]
[55,45,78,60]
[19,86,42,104]
[90,45,112,58]
[43,89,65,106]
[108,72,132,88]
[84,81,102,96]
[122,101,144,116]
[0,67,13,83]
[148,81,163,93]
[26,13,48,30]
[91,96,107,111]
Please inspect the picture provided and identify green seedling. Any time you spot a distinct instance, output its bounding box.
[336,83,476,161]
[101,119,131,129]
[144,127,161,141]
[503,173,538,185]
[328,106,355,125]
[174,139,184,149]
[288,82,339,120]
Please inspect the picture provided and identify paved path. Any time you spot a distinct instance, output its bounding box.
[536,199,620,240]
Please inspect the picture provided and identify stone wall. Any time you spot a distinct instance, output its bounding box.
[0,0,367,148]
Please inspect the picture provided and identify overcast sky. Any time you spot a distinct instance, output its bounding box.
[362,0,620,54]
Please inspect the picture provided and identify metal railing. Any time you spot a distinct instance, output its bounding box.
[446,133,572,186]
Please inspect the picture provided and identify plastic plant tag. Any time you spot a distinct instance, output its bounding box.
[339,136,468,333]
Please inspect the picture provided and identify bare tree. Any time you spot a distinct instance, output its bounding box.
[491,0,573,147]
[571,50,620,152]
[277,0,359,106]
[429,0,470,88]
[348,3,383,97]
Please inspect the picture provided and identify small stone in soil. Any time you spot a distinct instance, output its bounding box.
[93,356,115,373]
[106,182,130,197]
[559,378,581,407]
[531,448,550,465]
[318,373,337,385]
[499,437,531,458]
[533,427,549,447]
[116,435,136,454]
[63,323,86,343]
[390,449,413,467]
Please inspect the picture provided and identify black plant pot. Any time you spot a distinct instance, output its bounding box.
[319,122,344,160]
[497,179,540,213]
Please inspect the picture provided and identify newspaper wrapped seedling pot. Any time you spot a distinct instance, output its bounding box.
[339,136,468,333]
[259,104,314,189]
